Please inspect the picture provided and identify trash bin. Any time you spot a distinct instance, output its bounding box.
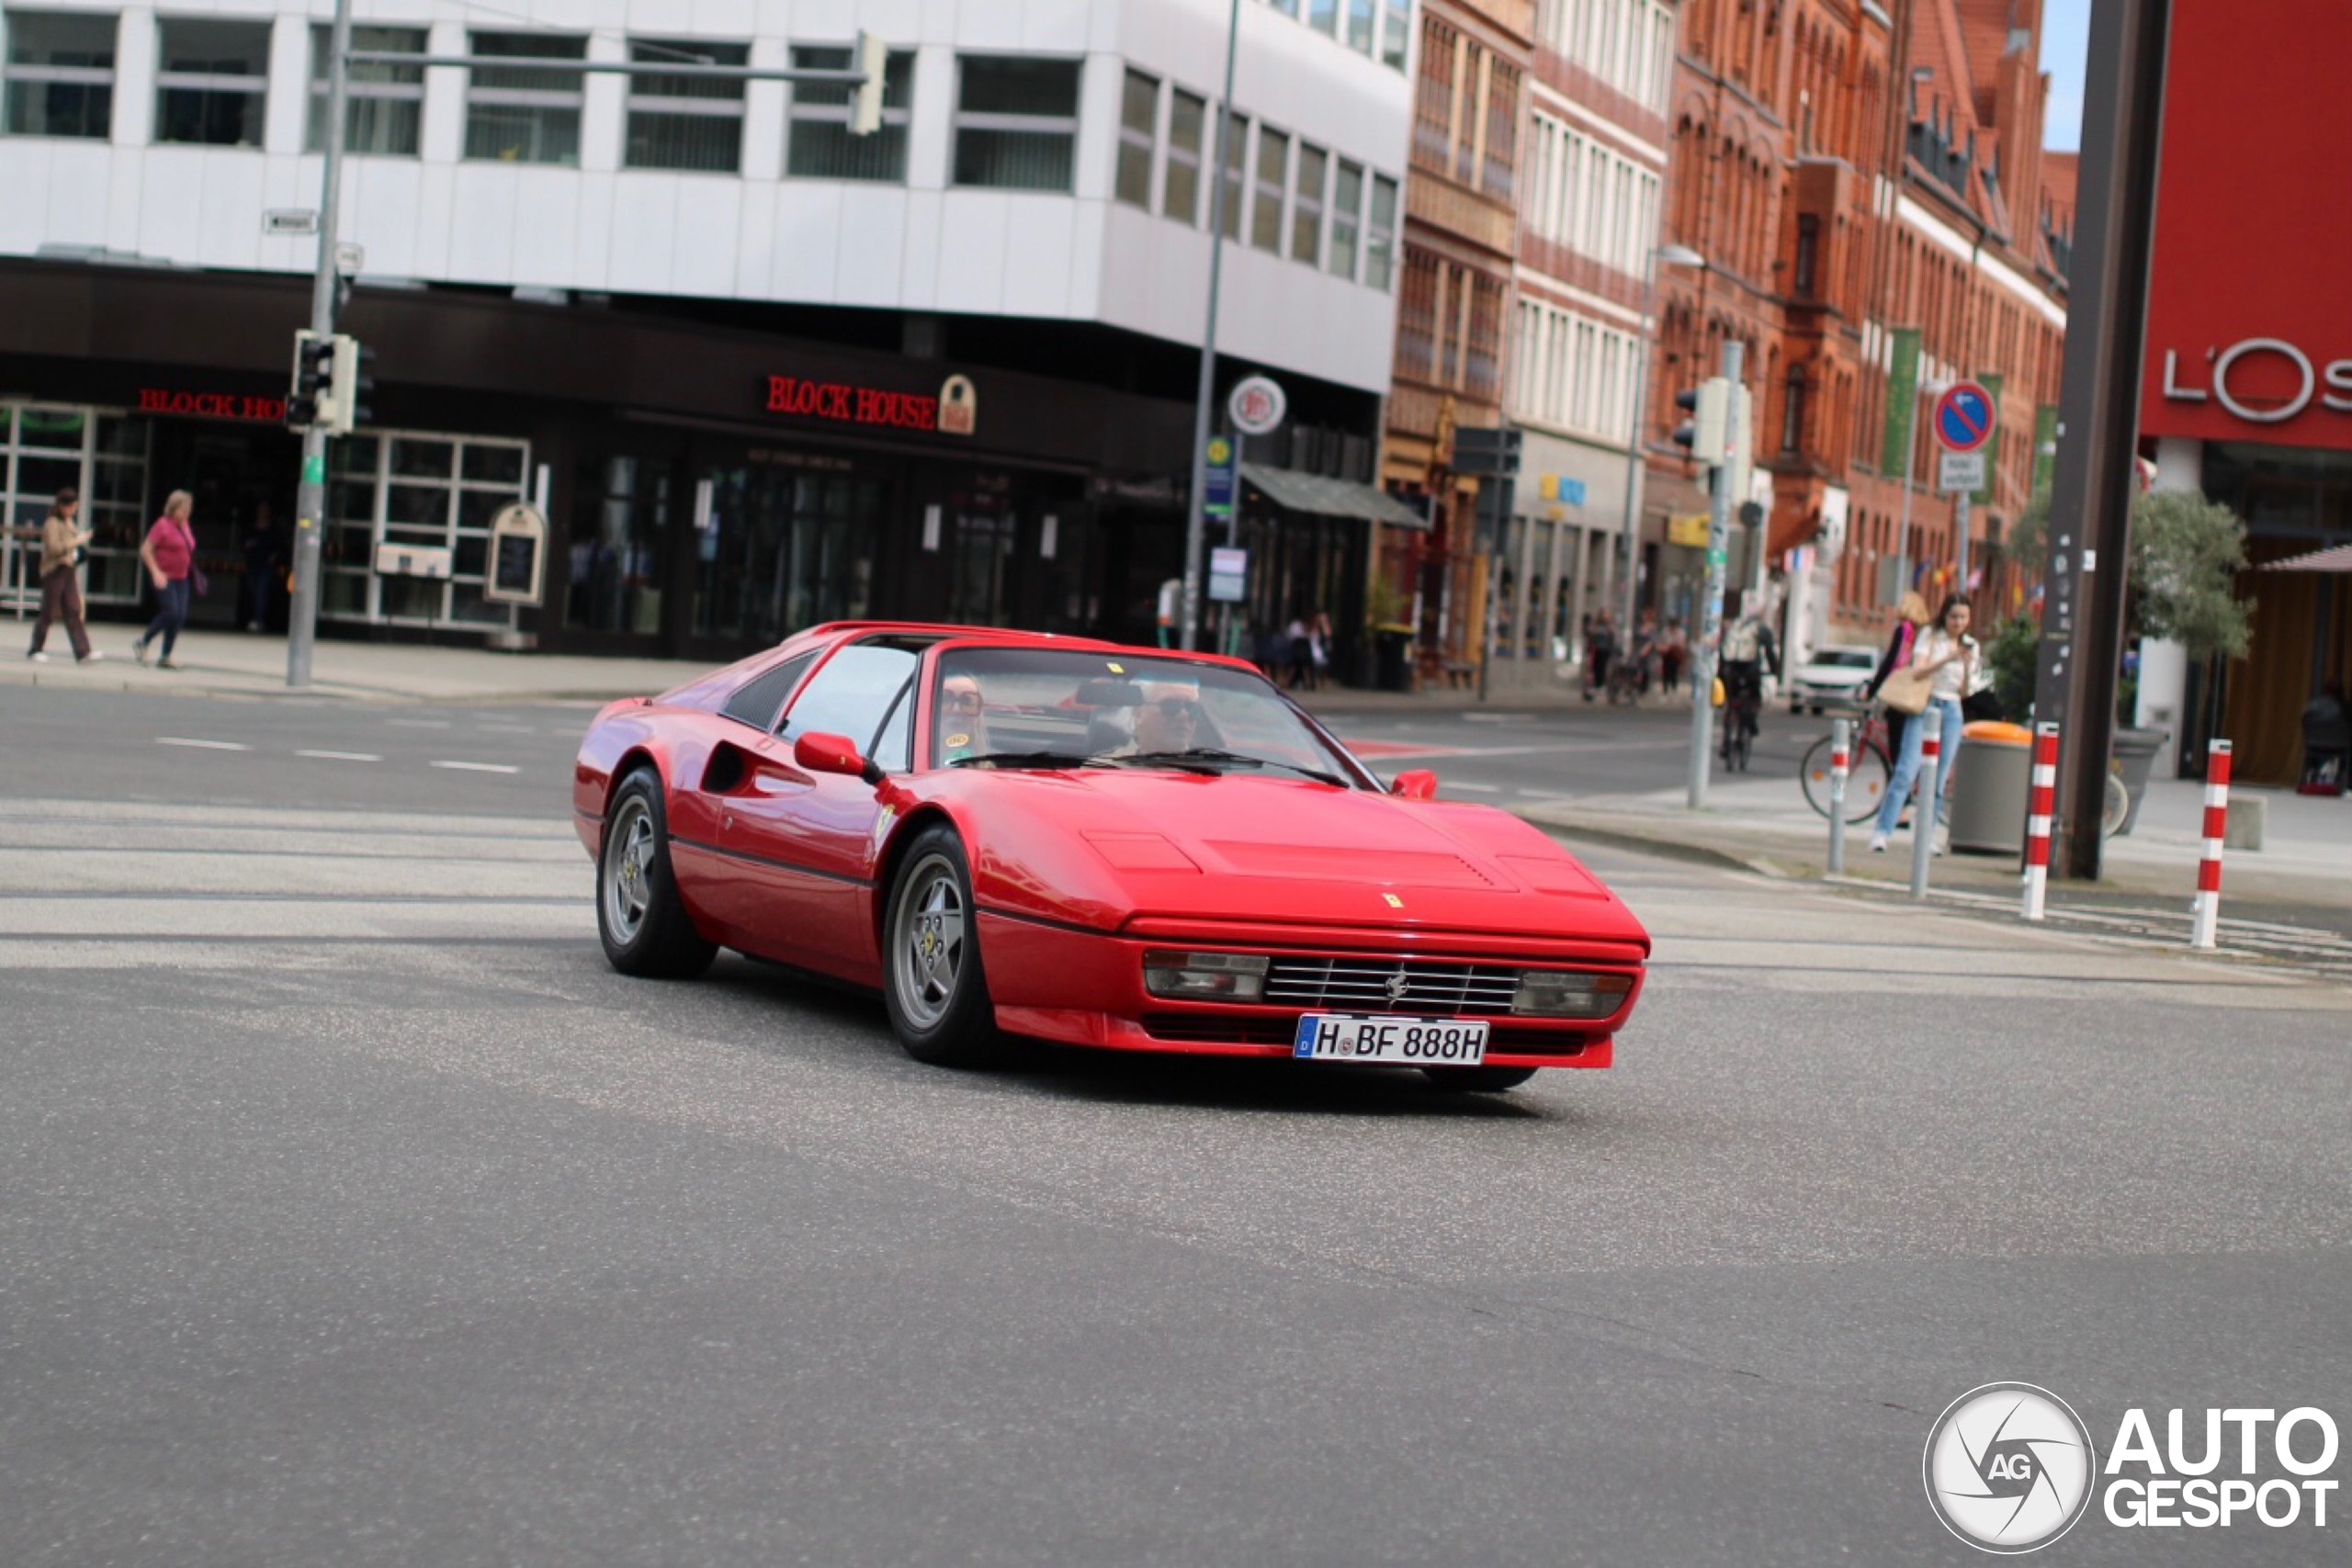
[2110,727,2170,836]
[1374,625,1415,693]
[1946,719,2033,855]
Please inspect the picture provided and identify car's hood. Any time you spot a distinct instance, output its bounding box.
[950,770,1647,950]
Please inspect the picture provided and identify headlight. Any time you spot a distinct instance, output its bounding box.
[1143,951,1269,1001]
[1510,970,1634,1018]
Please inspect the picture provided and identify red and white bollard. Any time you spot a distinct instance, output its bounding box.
[2022,722,2059,921]
[2191,739,2233,949]
[1908,725,1941,899]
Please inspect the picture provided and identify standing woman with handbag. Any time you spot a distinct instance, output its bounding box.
[132,490,201,670]
[1864,591,1931,770]
[1869,594,1976,853]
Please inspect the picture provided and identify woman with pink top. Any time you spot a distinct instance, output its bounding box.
[132,490,200,670]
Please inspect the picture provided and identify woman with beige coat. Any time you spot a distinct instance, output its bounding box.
[25,487,100,664]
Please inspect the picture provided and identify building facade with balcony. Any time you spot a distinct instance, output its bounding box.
[0,0,1415,663]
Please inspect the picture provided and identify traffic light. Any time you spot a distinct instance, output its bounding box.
[287,330,335,431]
[327,333,374,435]
[1670,378,1730,468]
[850,31,887,136]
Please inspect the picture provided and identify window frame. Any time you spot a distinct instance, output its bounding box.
[1290,141,1328,268]
[786,43,914,183]
[462,31,588,167]
[1161,86,1207,226]
[153,17,271,149]
[1251,125,1289,256]
[1365,173,1398,290]
[951,54,1083,193]
[719,651,818,733]
[307,24,425,156]
[1114,65,1159,210]
[4,9,117,140]
[1329,158,1364,280]
[622,38,750,174]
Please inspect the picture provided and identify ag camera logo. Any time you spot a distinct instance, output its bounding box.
[1923,1382,2097,1552]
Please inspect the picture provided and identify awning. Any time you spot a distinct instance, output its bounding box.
[1241,463,1430,529]
[2262,542,2352,572]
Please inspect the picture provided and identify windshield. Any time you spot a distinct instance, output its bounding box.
[928,647,1369,787]
[1813,649,1878,670]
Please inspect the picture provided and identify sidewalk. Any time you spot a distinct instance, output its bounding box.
[1518,772,2352,914]
[4,626,718,705]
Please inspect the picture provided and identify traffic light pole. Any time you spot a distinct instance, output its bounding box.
[1686,339,1742,810]
[288,0,352,691]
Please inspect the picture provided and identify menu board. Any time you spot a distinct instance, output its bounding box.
[483,502,546,606]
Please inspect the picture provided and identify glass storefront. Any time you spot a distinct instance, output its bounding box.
[1,403,149,612]
[325,430,531,629]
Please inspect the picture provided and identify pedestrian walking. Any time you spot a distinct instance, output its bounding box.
[1659,618,1687,694]
[241,501,287,633]
[1581,610,1616,702]
[131,490,202,670]
[25,487,102,665]
[1308,610,1332,689]
[1869,593,1976,854]
[1864,591,1932,773]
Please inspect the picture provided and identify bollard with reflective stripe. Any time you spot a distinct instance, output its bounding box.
[2022,721,2059,921]
[1826,716,1849,876]
[1909,726,1941,899]
[2190,739,2233,949]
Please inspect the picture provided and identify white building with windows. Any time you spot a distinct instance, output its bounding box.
[1495,0,1676,677]
[0,0,1416,661]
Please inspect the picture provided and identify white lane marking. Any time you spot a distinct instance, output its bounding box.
[1442,781,1503,792]
[156,738,251,751]
[296,750,382,762]
[475,724,537,735]
[387,718,451,729]
[1462,713,1534,722]
[430,761,521,774]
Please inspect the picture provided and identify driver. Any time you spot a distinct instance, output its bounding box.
[939,672,989,763]
[1125,680,1202,754]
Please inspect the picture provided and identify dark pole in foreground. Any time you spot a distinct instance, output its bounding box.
[2030,0,2173,880]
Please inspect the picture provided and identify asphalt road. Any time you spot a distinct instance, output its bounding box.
[4,685,2348,1566]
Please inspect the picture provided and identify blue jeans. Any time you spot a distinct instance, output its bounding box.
[1875,695,1962,835]
[141,579,190,659]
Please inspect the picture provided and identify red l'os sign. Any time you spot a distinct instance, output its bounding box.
[1933,381,1996,453]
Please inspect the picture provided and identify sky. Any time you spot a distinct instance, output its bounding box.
[2041,0,2091,151]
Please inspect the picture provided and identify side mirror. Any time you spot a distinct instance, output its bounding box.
[793,731,885,786]
[1391,769,1439,801]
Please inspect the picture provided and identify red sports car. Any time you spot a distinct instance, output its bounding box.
[573,622,1648,1091]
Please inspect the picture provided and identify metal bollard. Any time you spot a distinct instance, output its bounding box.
[2190,739,2233,949]
[2022,721,2059,921]
[1908,725,1941,900]
[1826,716,1849,876]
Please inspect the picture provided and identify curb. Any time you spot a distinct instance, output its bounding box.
[1512,808,1789,879]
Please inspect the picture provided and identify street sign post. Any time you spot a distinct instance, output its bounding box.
[1203,435,1235,521]
[1933,379,1996,592]
[1206,546,1248,603]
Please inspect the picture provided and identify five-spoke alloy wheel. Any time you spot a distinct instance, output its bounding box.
[884,826,999,1066]
[597,768,718,979]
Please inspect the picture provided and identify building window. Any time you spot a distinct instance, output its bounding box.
[1291,142,1326,267]
[1162,87,1205,224]
[1365,173,1397,289]
[953,56,1080,192]
[1115,67,1157,209]
[1793,214,1819,294]
[1217,109,1248,239]
[1383,0,1410,71]
[308,26,424,156]
[625,39,747,173]
[788,44,912,182]
[1307,0,1340,34]
[1348,0,1377,53]
[154,19,268,147]
[1483,61,1520,201]
[328,433,530,629]
[1781,369,1808,454]
[5,11,115,139]
[464,33,586,165]
[1252,127,1288,254]
[1329,159,1363,280]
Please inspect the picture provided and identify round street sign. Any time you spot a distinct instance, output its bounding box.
[1932,379,1996,453]
[1227,375,1287,436]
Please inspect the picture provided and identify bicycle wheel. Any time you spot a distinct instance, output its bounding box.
[2100,772,2131,838]
[1801,737,1893,822]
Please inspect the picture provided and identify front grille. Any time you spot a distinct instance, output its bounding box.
[1262,956,1522,1016]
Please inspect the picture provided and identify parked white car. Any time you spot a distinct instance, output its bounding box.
[1786,644,1881,714]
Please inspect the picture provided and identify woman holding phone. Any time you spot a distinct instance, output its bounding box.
[1869,593,1976,854]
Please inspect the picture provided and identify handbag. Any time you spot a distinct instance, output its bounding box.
[1879,664,1933,715]
[189,565,210,599]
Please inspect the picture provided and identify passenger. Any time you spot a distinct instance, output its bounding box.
[938,673,989,762]
[1125,681,1204,754]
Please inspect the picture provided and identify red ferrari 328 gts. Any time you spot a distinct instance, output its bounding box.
[573,622,1648,1092]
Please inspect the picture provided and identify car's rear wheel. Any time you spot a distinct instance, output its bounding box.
[884,826,1001,1067]
[1421,1066,1540,1093]
[598,768,718,979]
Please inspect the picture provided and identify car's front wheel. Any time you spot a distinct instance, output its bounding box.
[884,826,1001,1067]
[598,768,718,979]
[1421,1066,1540,1093]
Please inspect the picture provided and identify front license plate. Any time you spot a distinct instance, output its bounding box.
[1292,1013,1488,1066]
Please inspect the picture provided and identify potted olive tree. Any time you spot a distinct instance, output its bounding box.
[1993,486,2252,831]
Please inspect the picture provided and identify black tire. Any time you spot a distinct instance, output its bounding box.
[1801,736,1894,823]
[1421,1066,1540,1093]
[597,768,718,979]
[882,826,1001,1067]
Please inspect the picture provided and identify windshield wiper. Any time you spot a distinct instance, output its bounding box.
[948,750,1119,771]
[1116,749,1350,787]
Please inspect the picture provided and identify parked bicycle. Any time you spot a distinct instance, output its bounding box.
[1801,705,2132,836]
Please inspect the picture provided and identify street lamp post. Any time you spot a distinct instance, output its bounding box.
[1179,0,1244,653]
[1617,244,1708,638]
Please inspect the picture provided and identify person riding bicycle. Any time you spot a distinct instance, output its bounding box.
[1581,611,1618,703]
[1717,591,1781,739]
